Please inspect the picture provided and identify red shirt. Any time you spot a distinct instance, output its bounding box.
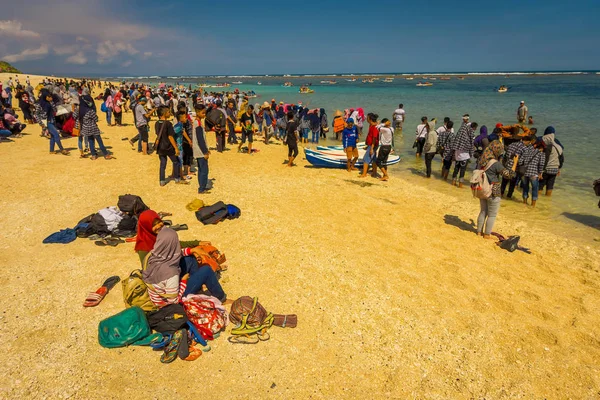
[366,125,380,147]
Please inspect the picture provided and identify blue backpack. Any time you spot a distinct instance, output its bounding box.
[100,102,108,113]
[226,204,241,219]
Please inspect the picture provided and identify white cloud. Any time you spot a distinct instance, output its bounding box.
[0,20,40,38]
[76,36,90,43]
[142,51,153,59]
[97,40,138,63]
[122,60,132,67]
[3,44,49,62]
[54,45,78,55]
[66,51,87,65]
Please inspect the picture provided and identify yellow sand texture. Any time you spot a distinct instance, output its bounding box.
[0,73,599,400]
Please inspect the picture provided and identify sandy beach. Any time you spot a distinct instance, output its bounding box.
[1,73,599,399]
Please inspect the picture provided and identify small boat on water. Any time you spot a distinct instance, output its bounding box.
[440,77,451,80]
[497,85,509,93]
[299,86,314,94]
[232,81,243,84]
[429,77,437,81]
[457,76,465,80]
[304,148,400,169]
[346,78,357,82]
[383,78,394,83]
[405,77,414,80]
[320,80,338,85]
[416,81,433,87]
[257,81,262,85]
[362,78,375,83]
[282,82,293,87]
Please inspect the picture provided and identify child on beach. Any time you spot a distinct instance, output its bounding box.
[376,118,394,181]
[342,118,359,172]
[360,113,379,178]
[155,106,186,186]
[238,104,255,154]
[174,111,194,179]
[192,104,211,193]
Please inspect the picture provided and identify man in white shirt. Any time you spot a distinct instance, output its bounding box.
[392,104,405,131]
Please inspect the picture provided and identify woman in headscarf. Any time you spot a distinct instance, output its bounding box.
[70,92,88,157]
[355,108,365,136]
[37,89,69,155]
[79,88,113,160]
[141,227,227,308]
[113,90,123,126]
[540,126,564,197]
[319,108,328,139]
[102,87,113,126]
[475,140,515,239]
[298,107,310,144]
[15,85,33,123]
[308,109,321,144]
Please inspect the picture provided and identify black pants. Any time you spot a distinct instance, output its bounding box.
[159,154,180,182]
[376,145,392,168]
[288,143,299,157]
[501,175,518,198]
[416,137,426,155]
[114,111,122,125]
[540,173,557,191]
[425,152,436,177]
[182,141,193,167]
[216,131,226,152]
[443,157,452,170]
[452,160,468,182]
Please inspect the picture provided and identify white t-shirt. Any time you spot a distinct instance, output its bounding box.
[379,126,394,146]
[416,124,428,139]
[393,108,405,121]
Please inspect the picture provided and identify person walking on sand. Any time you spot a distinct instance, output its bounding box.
[102,88,114,126]
[451,122,477,188]
[376,118,393,181]
[415,116,429,157]
[238,104,256,154]
[517,101,528,124]
[226,99,238,145]
[343,118,359,172]
[192,104,211,194]
[285,111,299,167]
[36,89,69,155]
[476,140,516,239]
[79,89,113,160]
[393,104,405,132]
[131,97,154,154]
[360,113,379,178]
[155,106,186,186]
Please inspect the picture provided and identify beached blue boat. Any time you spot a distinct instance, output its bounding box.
[315,142,366,151]
[304,148,401,168]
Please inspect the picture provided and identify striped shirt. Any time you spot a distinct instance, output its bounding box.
[504,141,526,169]
[145,247,192,308]
[520,146,546,178]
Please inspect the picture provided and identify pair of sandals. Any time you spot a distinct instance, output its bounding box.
[157,330,203,363]
[94,238,125,247]
[83,276,120,307]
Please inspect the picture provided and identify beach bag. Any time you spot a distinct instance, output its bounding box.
[205,108,225,131]
[147,304,188,334]
[100,102,108,113]
[182,294,228,338]
[194,243,227,272]
[122,270,157,312]
[470,159,496,199]
[228,297,297,343]
[98,306,151,348]
[195,201,228,225]
[117,194,149,216]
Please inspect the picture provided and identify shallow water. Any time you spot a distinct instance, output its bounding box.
[138,74,600,240]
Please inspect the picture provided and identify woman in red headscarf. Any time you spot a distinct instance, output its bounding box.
[135,210,164,265]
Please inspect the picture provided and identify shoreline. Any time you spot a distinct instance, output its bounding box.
[1,73,599,398]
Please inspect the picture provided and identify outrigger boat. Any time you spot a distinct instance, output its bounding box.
[304,148,401,169]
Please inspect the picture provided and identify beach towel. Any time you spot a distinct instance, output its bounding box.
[42,228,77,244]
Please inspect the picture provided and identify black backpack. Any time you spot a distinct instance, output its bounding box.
[147,304,188,334]
[205,108,225,131]
[117,194,149,217]
[195,201,228,225]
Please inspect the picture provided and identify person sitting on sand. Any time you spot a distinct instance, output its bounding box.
[360,113,379,178]
[342,118,359,172]
[79,89,113,160]
[285,111,299,167]
[376,118,393,181]
[140,225,227,308]
[476,140,516,239]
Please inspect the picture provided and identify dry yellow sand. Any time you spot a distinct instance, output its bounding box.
[0,73,599,399]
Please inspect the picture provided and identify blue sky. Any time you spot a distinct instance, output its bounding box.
[1,0,599,76]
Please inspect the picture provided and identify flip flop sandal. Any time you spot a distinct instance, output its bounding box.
[175,180,190,185]
[83,286,108,307]
[125,236,137,242]
[178,331,190,360]
[186,321,208,347]
[87,234,101,240]
[161,329,183,364]
[102,276,121,291]
[94,239,118,247]
[151,334,172,350]
[228,334,260,344]
[133,333,164,346]
[171,224,188,232]
[158,212,172,218]
[184,341,203,361]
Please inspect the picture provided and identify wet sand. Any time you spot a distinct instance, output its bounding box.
[1,73,599,399]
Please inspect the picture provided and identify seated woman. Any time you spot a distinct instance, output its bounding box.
[142,227,227,308]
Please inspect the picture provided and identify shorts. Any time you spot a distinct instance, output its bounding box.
[345,146,359,158]
[182,141,193,166]
[137,125,149,142]
[394,120,403,129]
[241,131,253,143]
[376,145,392,168]
[288,143,299,157]
[363,145,378,165]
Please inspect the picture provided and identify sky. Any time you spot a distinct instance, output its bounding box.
[0,0,599,76]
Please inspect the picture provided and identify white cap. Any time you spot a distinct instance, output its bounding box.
[520,100,525,103]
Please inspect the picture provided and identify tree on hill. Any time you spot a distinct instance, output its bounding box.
[0,61,22,74]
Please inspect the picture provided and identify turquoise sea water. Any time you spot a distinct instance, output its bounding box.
[138,74,600,238]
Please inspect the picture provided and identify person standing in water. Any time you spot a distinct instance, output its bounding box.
[415,116,429,157]
[520,136,546,207]
[540,126,564,197]
[376,118,394,181]
[392,104,405,132]
[450,122,477,188]
[517,101,528,124]
[424,120,439,178]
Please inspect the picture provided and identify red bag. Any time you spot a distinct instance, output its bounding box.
[182,294,228,338]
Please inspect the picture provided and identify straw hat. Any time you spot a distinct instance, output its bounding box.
[334,110,343,117]
[262,101,270,108]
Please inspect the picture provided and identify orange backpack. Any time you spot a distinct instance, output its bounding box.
[194,243,226,272]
